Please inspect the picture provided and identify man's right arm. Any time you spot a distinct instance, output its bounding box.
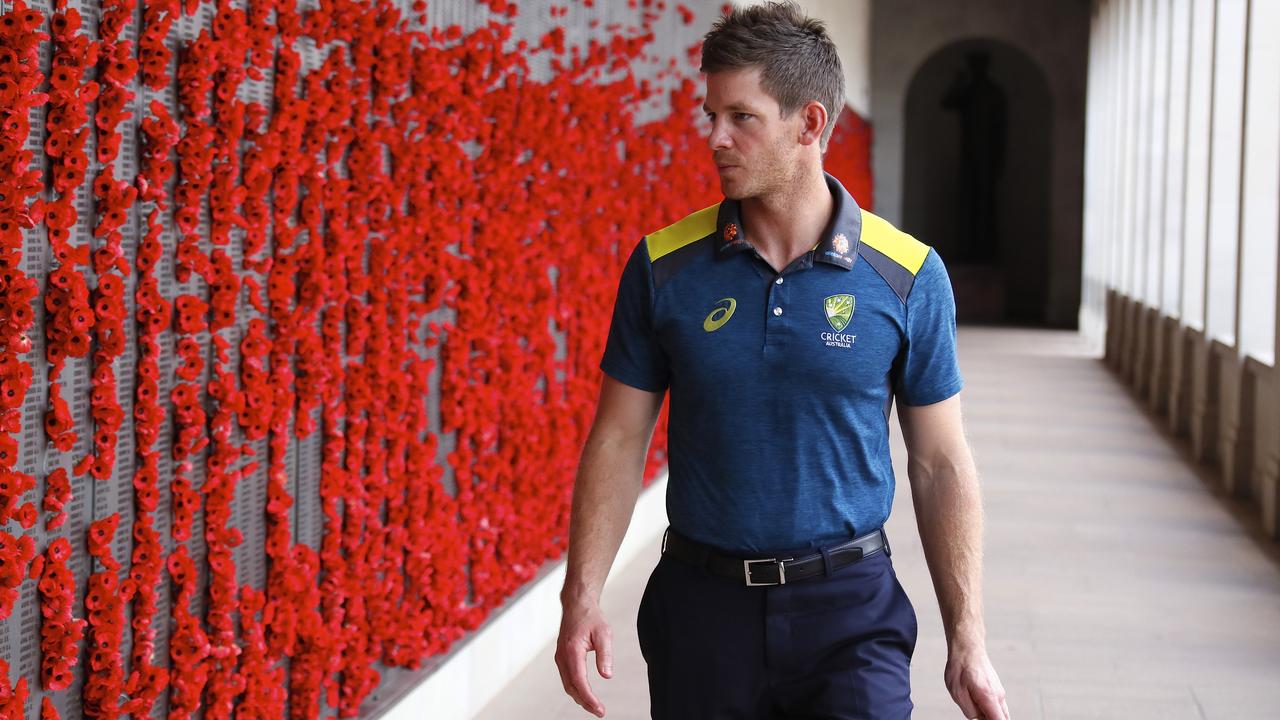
[555,375,665,719]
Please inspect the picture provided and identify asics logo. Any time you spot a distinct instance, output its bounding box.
[702,297,737,332]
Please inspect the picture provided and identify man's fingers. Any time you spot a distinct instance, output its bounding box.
[562,635,605,717]
[951,683,978,719]
[593,625,614,679]
[553,644,582,705]
[555,605,612,718]
[1000,694,1011,720]
[973,686,1005,720]
[569,647,602,715]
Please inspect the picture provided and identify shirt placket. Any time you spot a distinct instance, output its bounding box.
[761,252,809,355]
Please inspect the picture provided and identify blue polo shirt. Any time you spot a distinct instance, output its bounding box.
[599,171,963,553]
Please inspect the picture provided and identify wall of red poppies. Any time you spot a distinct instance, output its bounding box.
[0,0,872,717]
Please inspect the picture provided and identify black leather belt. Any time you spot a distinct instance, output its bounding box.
[660,526,888,586]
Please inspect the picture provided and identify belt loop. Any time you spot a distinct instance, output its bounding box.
[818,544,834,577]
[880,527,891,558]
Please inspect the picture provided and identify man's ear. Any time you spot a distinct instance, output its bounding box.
[797,100,828,147]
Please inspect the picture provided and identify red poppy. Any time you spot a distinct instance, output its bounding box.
[0,1,843,713]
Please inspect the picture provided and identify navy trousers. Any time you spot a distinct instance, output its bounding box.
[636,530,918,719]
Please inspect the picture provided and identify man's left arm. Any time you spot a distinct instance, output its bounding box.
[897,393,1009,720]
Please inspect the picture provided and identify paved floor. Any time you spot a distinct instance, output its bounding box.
[476,328,1280,720]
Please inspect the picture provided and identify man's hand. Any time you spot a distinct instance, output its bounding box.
[554,376,663,716]
[554,598,614,718]
[897,393,1009,719]
[944,641,1009,719]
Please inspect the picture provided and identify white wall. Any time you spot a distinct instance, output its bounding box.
[1080,1,1106,343]
[1141,0,1162,304]
[732,0,873,118]
[794,0,872,117]
[1179,0,1214,332]
[1205,0,1248,345]
[1159,0,1191,319]
[1084,0,1279,366]
[1238,0,1280,366]
[1143,0,1169,308]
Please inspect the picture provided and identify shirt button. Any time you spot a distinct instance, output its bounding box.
[773,306,783,316]
[775,277,784,285]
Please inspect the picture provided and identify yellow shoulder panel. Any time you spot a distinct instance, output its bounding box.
[646,203,721,261]
[858,208,930,276]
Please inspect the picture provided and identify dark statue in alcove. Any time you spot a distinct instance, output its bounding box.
[942,51,1006,264]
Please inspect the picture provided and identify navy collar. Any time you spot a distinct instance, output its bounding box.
[714,171,862,270]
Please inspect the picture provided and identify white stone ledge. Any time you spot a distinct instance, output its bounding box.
[373,471,669,720]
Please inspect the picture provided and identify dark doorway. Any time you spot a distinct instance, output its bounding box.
[904,39,1053,325]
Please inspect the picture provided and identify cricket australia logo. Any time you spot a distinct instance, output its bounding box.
[821,294,856,349]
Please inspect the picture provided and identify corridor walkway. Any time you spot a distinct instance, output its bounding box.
[476,328,1280,720]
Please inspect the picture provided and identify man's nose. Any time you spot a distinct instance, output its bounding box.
[708,121,732,151]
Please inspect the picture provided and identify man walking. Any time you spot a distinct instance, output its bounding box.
[555,3,1008,718]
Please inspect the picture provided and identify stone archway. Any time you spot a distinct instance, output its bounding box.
[903,38,1053,326]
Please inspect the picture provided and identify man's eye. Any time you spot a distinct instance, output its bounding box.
[734,112,752,120]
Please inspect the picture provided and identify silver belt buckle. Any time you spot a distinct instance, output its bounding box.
[743,557,789,586]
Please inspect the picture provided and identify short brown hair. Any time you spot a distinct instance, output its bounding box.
[700,1,846,152]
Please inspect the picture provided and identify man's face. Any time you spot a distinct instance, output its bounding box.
[702,67,803,200]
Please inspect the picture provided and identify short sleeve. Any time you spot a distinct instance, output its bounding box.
[892,248,963,406]
[599,238,670,392]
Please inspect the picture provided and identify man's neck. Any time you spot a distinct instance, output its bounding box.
[739,167,833,264]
